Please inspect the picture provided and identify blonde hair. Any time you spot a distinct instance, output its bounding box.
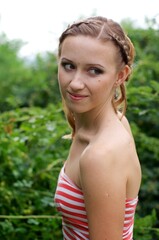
[58,16,135,137]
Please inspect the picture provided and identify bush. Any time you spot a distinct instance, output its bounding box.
[0,104,70,239]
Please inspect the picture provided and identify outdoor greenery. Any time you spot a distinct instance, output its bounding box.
[0,17,159,239]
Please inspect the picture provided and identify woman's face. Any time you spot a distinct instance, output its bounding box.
[58,35,121,115]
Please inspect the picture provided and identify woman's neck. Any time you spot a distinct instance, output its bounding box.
[74,105,117,135]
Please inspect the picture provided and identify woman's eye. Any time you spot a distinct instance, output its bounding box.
[61,62,75,71]
[89,68,103,75]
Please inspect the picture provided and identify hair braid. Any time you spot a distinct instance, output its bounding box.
[58,16,135,136]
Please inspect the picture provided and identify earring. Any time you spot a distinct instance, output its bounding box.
[114,88,118,100]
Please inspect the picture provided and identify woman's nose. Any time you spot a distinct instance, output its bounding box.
[69,72,85,90]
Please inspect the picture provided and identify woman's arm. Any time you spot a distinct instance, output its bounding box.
[79,144,129,240]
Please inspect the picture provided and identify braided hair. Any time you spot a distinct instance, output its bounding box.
[58,16,135,137]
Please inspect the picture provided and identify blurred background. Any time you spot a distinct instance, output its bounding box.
[0,0,159,239]
[0,0,159,57]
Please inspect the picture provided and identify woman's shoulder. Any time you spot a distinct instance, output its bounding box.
[79,114,141,199]
[117,111,133,137]
[80,123,138,176]
[81,132,131,171]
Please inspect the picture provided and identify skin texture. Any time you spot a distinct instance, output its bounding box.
[58,35,141,240]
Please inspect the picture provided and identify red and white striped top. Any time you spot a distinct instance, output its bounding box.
[54,165,138,240]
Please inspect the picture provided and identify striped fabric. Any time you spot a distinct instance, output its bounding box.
[54,165,138,240]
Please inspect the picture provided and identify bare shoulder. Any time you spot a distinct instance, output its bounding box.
[78,122,141,238]
[117,111,134,137]
[79,130,130,187]
[79,123,141,194]
[78,130,137,239]
[80,122,135,167]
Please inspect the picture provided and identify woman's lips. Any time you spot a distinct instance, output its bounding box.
[68,91,88,101]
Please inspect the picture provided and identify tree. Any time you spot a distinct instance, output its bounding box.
[0,33,60,111]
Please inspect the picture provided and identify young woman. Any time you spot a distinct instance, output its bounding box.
[54,16,141,240]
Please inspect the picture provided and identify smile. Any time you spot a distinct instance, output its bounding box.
[67,91,88,101]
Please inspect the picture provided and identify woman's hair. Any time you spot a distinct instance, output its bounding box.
[58,16,135,137]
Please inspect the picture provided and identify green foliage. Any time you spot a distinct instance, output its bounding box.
[0,218,63,240]
[0,33,26,111]
[0,105,70,239]
[134,210,159,240]
[125,21,159,222]
[23,53,60,107]
[0,33,61,111]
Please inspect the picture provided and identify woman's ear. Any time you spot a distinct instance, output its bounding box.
[115,65,131,87]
